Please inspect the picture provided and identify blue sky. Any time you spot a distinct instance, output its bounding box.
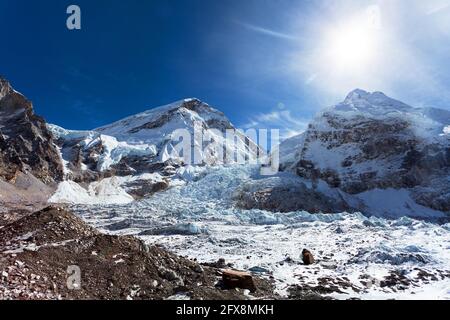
[1,0,450,137]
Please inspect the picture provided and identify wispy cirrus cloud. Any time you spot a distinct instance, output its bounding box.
[243,103,309,140]
[235,21,299,41]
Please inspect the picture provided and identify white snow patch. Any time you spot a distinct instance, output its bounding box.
[47,124,158,172]
[49,179,134,205]
[355,188,444,218]
[443,125,450,135]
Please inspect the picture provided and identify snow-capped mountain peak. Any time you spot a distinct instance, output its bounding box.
[277,90,449,217]
[343,88,371,101]
[94,98,232,144]
[334,89,413,116]
[49,98,260,184]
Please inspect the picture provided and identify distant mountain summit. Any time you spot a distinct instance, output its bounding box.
[277,89,449,216]
[49,98,260,182]
[95,98,233,140]
[47,97,261,203]
[337,89,414,115]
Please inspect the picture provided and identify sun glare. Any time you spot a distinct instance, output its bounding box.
[328,25,375,68]
[321,6,382,75]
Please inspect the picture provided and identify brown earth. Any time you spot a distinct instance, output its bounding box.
[0,206,276,300]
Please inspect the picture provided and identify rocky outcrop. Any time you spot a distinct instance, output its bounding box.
[235,182,350,213]
[0,78,63,184]
[291,113,447,195]
[277,90,449,214]
[0,206,275,300]
[124,178,170,199]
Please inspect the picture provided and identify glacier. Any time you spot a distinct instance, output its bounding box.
[67,164,450,300]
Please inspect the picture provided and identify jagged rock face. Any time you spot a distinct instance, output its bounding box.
[280,89,450,212]
[295,115,420,193]
[235,183,350,214]
[0,78,63,184]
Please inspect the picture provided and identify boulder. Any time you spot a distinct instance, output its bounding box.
[302,249,315,265]
[222,270,256,292]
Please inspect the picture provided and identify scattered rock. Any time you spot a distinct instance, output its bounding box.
[158,266,183,285]
[222,270,256,293]
[0,206,275,300]
[217,258,226,268]
[203,258,227,269]
[288,285,332,300]
[302,249,315,265]
[193,264,204,273]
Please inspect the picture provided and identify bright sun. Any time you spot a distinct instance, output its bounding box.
[300,4,386,93]
[328,25,375,68]
[322,6,381,74]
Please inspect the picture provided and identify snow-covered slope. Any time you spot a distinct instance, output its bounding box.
[95,98,259,164]
[48,98,261,204]
[277,89,449,215]
[48,124,157,174]
[50,98,259,176]
[96,98,227,143]
[70,165,450,300]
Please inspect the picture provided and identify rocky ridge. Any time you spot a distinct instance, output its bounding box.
[239,90,449,217]
[0,77,63,184]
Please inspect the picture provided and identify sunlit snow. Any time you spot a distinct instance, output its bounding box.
[67,165,450,300]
